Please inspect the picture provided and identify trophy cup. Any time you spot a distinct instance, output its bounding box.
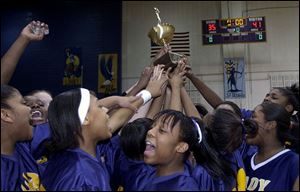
[148,7,184,69]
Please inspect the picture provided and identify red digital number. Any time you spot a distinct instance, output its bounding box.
[208,23,216,31]
[258,21,262,28]
[252,21,262,28]
[252,21,258,28]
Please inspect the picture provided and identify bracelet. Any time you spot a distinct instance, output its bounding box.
[137,90,152,105]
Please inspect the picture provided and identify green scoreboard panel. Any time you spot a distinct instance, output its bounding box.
[202,16,266,45]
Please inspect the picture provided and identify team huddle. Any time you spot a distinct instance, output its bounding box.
[1,20,299,191]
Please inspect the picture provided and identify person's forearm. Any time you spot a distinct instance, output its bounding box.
[107,97,144,134]
[188,73,223,109]
[180,87,201,118]
[1,35,30,84]
[108,68,166,133]
[126,84,143,96]
[169,86,182,111]
[146,91,165,119]
[163,87,171,110]
[98,96,122,109]
[128,99,152,122]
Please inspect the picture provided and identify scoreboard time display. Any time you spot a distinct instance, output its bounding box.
[202,16,266,45]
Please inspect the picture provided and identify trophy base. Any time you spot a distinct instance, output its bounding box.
[153,51,183,70]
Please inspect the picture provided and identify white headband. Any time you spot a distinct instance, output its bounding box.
[191,118,202,143]
[78,88,90,124]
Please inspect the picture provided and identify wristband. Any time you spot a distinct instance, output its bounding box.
[137,90,152,105]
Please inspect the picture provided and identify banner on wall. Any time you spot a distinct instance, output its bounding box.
[63,47,82,86]
[98,53,118,96]
[224,58,246,99]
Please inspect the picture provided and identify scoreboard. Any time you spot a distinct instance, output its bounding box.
[202,16,266,45]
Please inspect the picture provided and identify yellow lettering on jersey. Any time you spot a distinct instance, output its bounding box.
[246,176,271,191]
[258,179,271,191]
[117,185,124,191]
[21,172,45,191]
[36,156,48,164]
[247,177,259,190]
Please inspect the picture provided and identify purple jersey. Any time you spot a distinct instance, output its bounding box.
[1,142,45,191]
[211,150,247,191]
[30,122,51,160]
[41,148,111,191]
[238,137,258,159]
[142,164,199,191]
[192,164,214,190]
[96,134,122,177]
[114,150,154,191]
[29,123,52,175]
[97,134,155,191]
[244,149,299,191]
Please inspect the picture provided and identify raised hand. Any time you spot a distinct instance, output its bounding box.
[146,65,170,98]
[136,67,153,89]
[1,20,49,84]
[176,55,193,79]
[20,20,48,41]
[169,61,187,89]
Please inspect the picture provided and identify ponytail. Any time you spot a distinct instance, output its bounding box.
[191,117,235,184]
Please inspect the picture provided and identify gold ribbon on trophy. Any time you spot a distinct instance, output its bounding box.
[148,7,185,69]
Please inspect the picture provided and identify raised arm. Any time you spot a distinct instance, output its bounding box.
[186,67,223,109]
[126,66,154,122]
[168,61,186,111]
[180,87,201,119]
[126,67,153,96]
[146,69,170,119]
[98,95,140,112]
[112,66,156,122]
[163,86,172,110]
[1,21,47,84]
[107,65,168,134]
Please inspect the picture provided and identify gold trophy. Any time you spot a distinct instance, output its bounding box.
[148,7,184,69]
